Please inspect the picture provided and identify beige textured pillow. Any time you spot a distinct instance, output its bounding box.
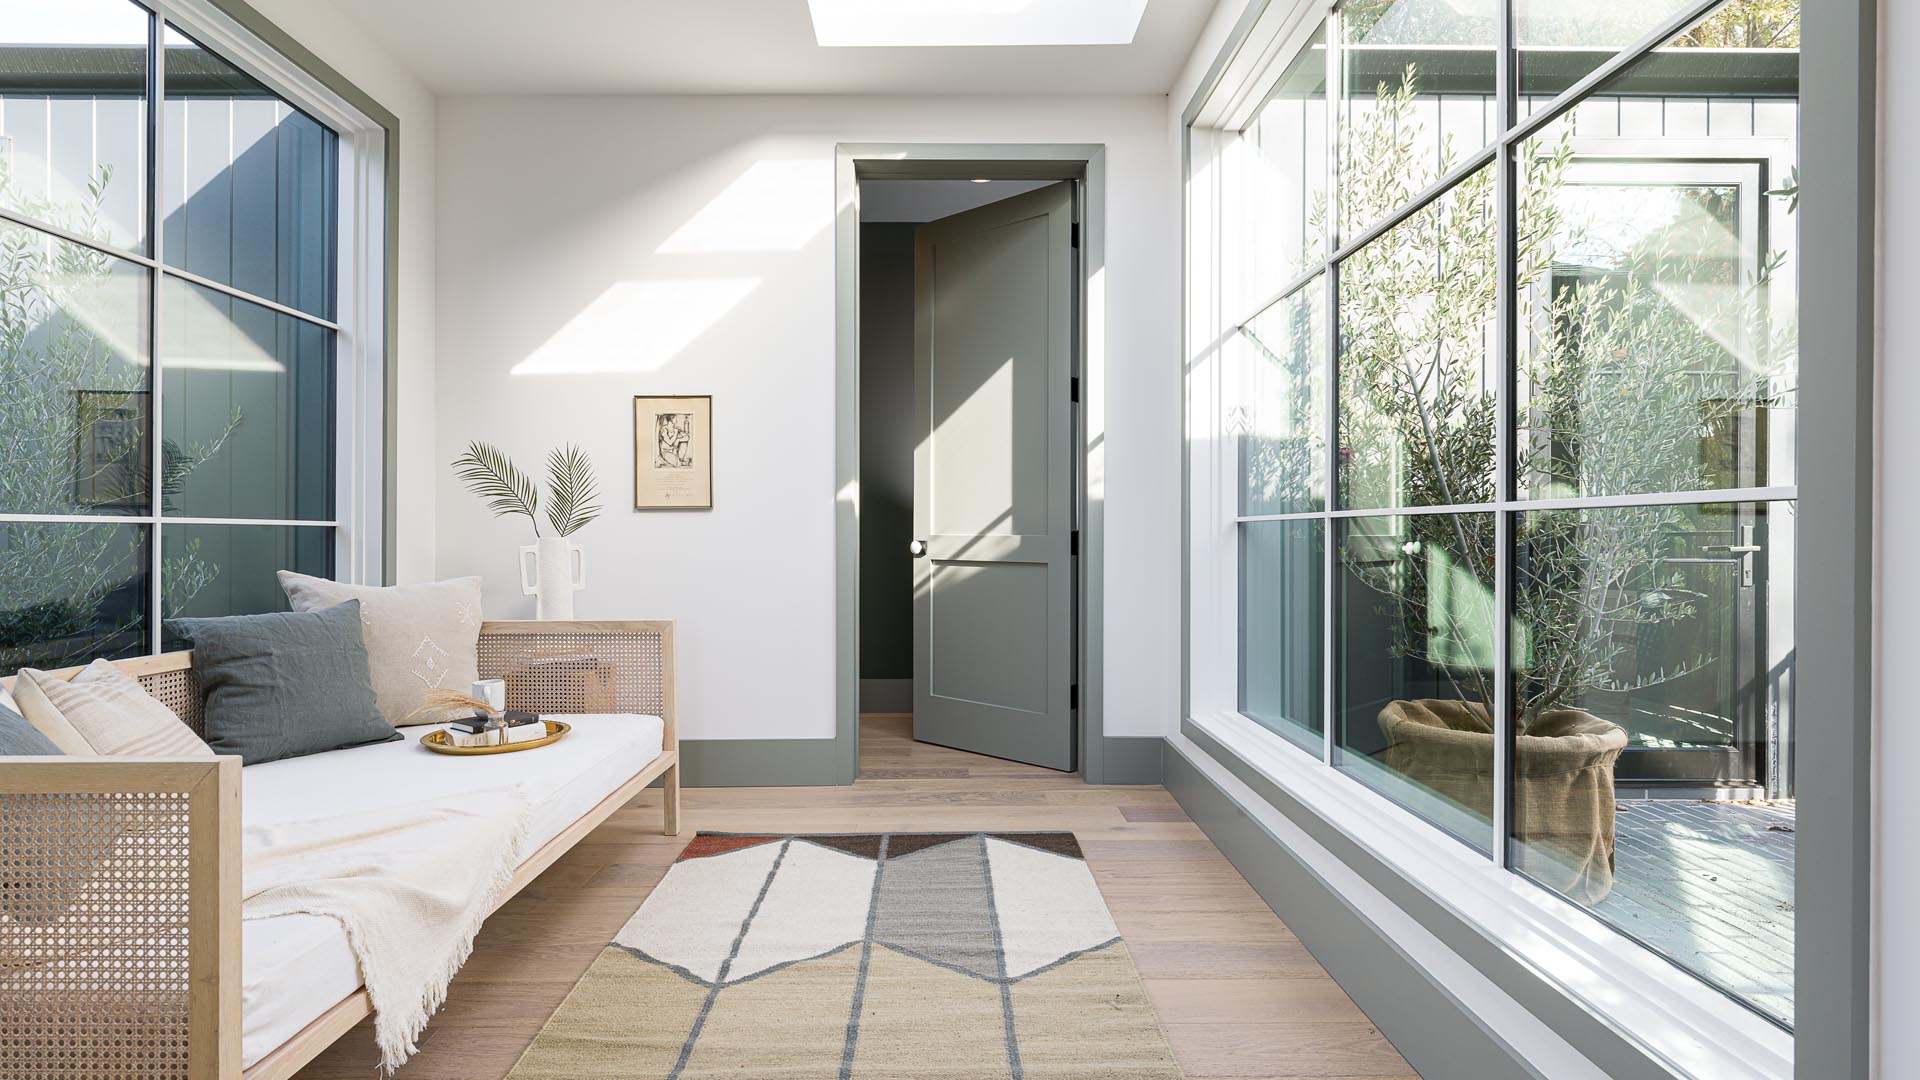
[16,660,212,757]
[278,572,484,726]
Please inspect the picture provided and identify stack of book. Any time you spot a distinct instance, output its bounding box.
[441,711,547,748]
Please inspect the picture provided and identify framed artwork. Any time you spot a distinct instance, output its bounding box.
[633,395,712,509]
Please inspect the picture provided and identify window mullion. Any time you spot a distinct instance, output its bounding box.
[1320,4,1342,769]
[146,4,166,656]
[1490,0,1518,870]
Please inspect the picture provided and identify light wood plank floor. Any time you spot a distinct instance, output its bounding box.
[294,715,1418,1080]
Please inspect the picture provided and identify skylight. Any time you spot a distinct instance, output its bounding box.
[807,0,1150,48]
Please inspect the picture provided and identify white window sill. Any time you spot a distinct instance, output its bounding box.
[1177,710,1794,1080]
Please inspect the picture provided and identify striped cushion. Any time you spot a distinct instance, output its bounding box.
[16,659,212,758]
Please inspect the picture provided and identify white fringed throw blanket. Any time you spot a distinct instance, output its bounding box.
[242,789,532,1073]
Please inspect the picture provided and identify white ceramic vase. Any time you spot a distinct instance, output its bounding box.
[519,536,586,620]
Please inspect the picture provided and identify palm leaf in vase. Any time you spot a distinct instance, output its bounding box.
[454,440,541,535]
[544,443,603,537]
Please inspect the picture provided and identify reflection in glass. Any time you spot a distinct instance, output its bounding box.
[0,521,147,671]
[160,277,334,521]
[1516,4,1798,500]
[1340,0,1496,236]
[163,24,337,320]
[1239,22,1327,301]
[0,218,150,515]
[1337,163,1497,511]
[1236,279,1325,515]
[161,523,330,642]
[1514,499,1794,1025]
[0,0,150,251]
[1336,512,1497,848]
[1515,0,1700,114]
[1240,520,1324,752]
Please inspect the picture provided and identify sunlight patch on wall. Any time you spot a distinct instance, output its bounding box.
[656,159,831,254]
[511,278,760,375]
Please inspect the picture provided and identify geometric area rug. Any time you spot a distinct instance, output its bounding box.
[506,832,1182,1079]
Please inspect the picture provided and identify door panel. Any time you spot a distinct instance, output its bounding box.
[912,182,1075,771]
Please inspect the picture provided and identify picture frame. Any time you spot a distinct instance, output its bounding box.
[633,394,712,509]
[74,388,150,511]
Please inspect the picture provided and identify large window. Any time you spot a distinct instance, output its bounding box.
[0,0,383,671]
[1189,0,1797,1030]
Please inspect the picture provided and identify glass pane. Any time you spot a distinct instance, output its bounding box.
[160,276,334,521]
[1340,0,1496,237]
[1237,22,1327,302]
[1235,278,1325,515]
[161,523,331,643]
[1515,0,1798,500]
[1516,0,1702,116]
[162,24,336,320]
[0,218,150,514]
[1338,163,1497,511]
[1513,499,1794,1026]
[1336,512,1498,849]
[0,520,147,671]
[1240,519,1324,753]
[0,0,150,252]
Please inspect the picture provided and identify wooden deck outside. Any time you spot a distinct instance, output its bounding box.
[293,714,1418,1080]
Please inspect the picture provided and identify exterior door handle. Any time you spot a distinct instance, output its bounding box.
[909,539,928,558]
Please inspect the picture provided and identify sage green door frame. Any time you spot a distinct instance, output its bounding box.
[835,144,1108,784]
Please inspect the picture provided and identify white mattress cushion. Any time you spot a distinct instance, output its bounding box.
[238,714,664,1068]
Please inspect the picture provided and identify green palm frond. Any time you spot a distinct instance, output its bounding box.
[454,440,541,535]
[545,443,602,537]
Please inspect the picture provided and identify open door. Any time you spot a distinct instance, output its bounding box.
[910,181,1076,771]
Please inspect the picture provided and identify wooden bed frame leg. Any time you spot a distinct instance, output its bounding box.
[663,762,681,836]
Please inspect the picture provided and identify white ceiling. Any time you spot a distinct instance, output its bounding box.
[326,0,1219,96]
[860,179,1055,222]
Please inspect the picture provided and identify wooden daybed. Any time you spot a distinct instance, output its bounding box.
[0,619,680,1080]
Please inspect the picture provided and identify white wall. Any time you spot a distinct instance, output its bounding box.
[239,0,439,584]
[434,94,1180,743]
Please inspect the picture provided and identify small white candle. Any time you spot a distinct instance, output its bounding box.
[472,679,506,711]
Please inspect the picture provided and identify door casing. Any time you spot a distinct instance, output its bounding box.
[834,144,1108,783]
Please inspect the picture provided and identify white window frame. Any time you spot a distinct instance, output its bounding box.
[0,0,388,655]
[1181,0,1798,1075]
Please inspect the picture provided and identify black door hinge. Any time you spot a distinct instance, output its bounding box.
[1070,530,1080,557]
[1070,376,1081,403]
[1070,222,1080,248]
[1070,684,1080,710]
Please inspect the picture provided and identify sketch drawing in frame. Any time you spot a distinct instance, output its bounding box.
[633,395,712,509]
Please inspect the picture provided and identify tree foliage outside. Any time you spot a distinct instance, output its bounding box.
[0,160,238,671]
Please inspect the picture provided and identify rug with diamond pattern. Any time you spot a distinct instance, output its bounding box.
[506,831,1182,1079]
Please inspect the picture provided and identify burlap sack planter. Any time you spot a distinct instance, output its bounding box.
[1379,699,1628,903]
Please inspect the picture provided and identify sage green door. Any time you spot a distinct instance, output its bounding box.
[910,181,1076,771]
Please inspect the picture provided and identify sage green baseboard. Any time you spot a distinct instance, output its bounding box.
[669,738,844,788]
[859,678,912,713]
[1171,723,1693,1080]
[1098,735,1166,784]
[1164,740,1532,1080]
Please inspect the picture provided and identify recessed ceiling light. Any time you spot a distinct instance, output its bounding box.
[807,0,1150,48]
[971,178,992,184]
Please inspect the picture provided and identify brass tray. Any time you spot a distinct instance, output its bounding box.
[421,720,571,756]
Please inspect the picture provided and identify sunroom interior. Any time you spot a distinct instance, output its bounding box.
[0,0,1901,1078]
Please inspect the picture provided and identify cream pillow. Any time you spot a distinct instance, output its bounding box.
[16,660,212,757]
[277,572,484,726]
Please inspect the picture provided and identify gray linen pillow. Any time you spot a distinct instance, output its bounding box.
[0,701,60,755]
[166,601,400,765]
